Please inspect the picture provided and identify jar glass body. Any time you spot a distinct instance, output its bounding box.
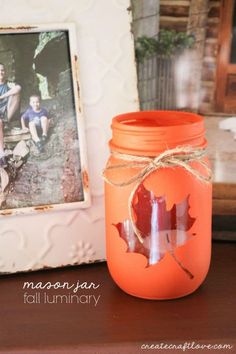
[105,111,212,300]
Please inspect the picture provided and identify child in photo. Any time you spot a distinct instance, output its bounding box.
[0,63,21,166]
[21,95,50,152]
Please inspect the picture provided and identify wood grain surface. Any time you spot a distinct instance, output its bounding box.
[0,242,235,354]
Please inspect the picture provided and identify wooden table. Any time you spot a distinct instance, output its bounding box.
[0,242,235,354]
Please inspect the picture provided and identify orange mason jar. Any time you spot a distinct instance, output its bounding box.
[104,111,212,300]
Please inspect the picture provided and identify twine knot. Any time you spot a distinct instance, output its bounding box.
[103,146,212,243]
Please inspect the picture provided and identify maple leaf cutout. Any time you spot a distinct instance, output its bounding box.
[114,183,196,279]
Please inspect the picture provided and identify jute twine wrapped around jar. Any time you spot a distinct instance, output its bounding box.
[103,146,212,244]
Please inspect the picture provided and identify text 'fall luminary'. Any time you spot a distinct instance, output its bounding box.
[103,111,212,300]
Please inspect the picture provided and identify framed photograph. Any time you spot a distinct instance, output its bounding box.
[0,0,139,274]
[133,0,236,221]
[0,23,90,215]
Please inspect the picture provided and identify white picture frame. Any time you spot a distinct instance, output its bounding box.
[0,0,139,274]
[0,23,90,215]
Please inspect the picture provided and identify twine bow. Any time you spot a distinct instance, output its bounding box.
[103,146,212,243]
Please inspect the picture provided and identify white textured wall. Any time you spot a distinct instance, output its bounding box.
[132,0,160,38]
[132,0,160,109]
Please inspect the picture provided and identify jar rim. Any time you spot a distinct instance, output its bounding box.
[112,111,203,130]
[110,111,206,156]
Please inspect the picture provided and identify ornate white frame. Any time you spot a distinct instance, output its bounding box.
[0,0,139,274]
[0,23,91,215]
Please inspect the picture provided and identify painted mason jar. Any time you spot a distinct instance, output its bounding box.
[103,111,212,300]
